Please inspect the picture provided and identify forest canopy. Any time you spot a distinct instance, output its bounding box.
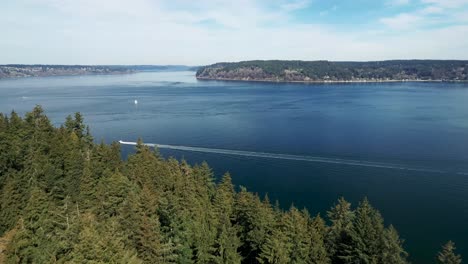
[0,106,462,263]
[196,60,468,82]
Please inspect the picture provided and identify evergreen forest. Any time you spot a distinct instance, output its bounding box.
[0,106,463,264]
[196,60,468,82]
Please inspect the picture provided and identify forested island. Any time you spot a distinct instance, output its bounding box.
[0,107,463,263]
[196,60,468,83]
[0,65,196,79]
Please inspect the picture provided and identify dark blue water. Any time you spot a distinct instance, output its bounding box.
[1,71,467,263]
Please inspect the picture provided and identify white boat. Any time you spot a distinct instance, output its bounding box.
[134,99,138,105]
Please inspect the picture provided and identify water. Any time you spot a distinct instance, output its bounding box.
[1,71,468,263]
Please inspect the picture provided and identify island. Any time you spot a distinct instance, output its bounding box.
[196,60,468,83]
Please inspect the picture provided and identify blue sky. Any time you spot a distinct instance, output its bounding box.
[1,0,468,65]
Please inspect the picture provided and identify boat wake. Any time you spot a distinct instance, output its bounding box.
[119,140,458,174]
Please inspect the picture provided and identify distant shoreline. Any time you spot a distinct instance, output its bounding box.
[196,76,468,84]
[0,65,196,79]
[196,60,468,83]
[0,72,136,80]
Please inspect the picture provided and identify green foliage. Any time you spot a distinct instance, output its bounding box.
[381,225,408,264]
[326,197,354,264]
[197,60,468,81]
[343,198,386,263]
[437,241,462,264]
[0,107,459,263]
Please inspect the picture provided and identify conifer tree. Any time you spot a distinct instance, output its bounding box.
[282,206,310,263]
[235,187,274,263]
[6,186,57,263]
[343,198,386,264]
[309,213,330,264]
[79,159,98,210]
[71,213,142,263]
[95,170,132,218]
[257,226,291,264]
[326,197,354,264]
[437,241,462,264]
[212,173,242,264]
[379,225,408,264]
[63,130,84,201]
[0,172,30,235]
[119,187,166,263]
[193,161,216,198]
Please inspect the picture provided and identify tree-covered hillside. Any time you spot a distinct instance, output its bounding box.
[0,107,462,263]
[196,60,468,82]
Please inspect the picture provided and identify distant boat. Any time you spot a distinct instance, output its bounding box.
[134,100,138,105]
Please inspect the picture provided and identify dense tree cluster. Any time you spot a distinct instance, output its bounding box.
[0,106,463,263]
[196,60,468,82]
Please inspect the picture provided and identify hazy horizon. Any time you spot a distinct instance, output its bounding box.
[1,0,468,65]
[2,58,468,67]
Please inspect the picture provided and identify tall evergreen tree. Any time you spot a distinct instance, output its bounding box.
[212,173,242,264]
[326,198,354,264]
[437,241,462,264]
[95,170,132,219]
[0,172,31,235]
[381,225,408,264]
[235,187,275,263]
[6,186,58,263]
[282,206,310,263]
[342,198,385,264]
[70,213,142,263]
[309,213,330,264]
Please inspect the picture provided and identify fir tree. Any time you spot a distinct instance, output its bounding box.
[212,173,242,264]
[342,198,385,264]
[437,241,462,264]
[381,225,408,264]
[70,213,142,263]
[326,197,354,264]
[6,186,57,263]
[95,170,133,218]
[309,213,330,264]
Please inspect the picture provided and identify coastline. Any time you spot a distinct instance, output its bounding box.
[0,71,136,80]
[196,76,468,84]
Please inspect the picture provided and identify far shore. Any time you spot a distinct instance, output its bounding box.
[196,76,468,84]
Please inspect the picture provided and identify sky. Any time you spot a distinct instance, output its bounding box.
[1,0,468,65]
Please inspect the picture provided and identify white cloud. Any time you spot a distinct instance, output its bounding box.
[280,0,311,11]
[421,0,468,8]
[420,6,444,14]
[380,13,423,30]
[380,0,468,31]
[1,0,468,64]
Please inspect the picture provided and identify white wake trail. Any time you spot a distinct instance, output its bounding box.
[119,140,447,174]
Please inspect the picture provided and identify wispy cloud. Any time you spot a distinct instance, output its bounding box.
[280,0,312,11]
[387,0,411,6]
[380,13,424,30]
[380,0,468,30]
[319,4,337,16]
[1,0,467,64]
[421,0,468,8]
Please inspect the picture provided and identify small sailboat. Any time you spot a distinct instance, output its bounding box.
[134,99,138,105]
